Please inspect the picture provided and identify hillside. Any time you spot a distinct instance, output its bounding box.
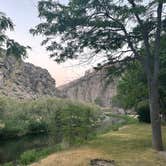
[31,124,166,166]
[0,54,56,99]
[57,70,118,107]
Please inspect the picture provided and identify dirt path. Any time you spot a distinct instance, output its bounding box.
[30,148,107,166]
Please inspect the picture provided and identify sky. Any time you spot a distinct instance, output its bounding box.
[0,0,92,86]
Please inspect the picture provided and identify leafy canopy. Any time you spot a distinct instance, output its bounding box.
[31,0,166,65]
[0,12,30,58]
[113,35,166,110]
[31,0,166,151]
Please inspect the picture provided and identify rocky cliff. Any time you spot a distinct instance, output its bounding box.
[0,54,56,99]
[57,70,117,107]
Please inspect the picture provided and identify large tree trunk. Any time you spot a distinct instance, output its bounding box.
[149,78,163,151]
[147,1,163,151]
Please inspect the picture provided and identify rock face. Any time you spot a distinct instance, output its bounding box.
[57,70,117,107]
[0,54,56,99]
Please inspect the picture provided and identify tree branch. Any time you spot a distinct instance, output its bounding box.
[98,0,140,59]
[128,0,153,80]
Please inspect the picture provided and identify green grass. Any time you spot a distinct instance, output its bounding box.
[96,113,138,134]
[4,123,166,166]
[1,144,64,166]
[87,123,166,166]
[19,144,63,165]
[18,123,166,166]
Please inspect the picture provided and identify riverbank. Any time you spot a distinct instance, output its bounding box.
[0,113,134,165]
[31,124,166,166]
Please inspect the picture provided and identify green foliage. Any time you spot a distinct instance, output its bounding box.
[45,102,99,145]
[113,36,166,114]
[31,1,166,150]
[94,97,103,106]
[112,62,148,109]
[0,96,100,143]
[0,11,29,58]
[20,149,37,165]
[1,162,13,166]
[96,113,138,135]
[136,101,151,123]
[31,0,166,67]
[27,120,49,134]
[61,103,96,144]
[0,126,20,139]
[88,124,166,165]
[19,144,64,165]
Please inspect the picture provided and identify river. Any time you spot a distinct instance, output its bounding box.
[0,134,58,164]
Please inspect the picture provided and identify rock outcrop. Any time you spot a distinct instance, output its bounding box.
[57,70,117,107]
[0,54,56,99]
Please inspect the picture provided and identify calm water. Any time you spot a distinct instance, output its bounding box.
[0,134,58,164]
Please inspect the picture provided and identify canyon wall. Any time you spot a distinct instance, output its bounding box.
[57,70,117,107]
[0,53,118,108]
[0,54,56,99]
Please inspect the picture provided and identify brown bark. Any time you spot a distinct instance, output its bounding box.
[149,1,164,151]
[148,78,163,151]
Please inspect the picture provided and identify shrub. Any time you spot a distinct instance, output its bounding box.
[0,96,100,142]
[27,120,49,134]
[0,126,21,139]
[20,149,37,165]
[136,101,151,123]
[55,103,98,145]
[94,97,103,106]
[2,162,13,166]
[19,145,63,165]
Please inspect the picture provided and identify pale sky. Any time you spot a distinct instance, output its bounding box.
[0,0,92,86]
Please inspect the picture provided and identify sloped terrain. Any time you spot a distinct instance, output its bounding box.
[0,54,56,99]
[31,124,166,166]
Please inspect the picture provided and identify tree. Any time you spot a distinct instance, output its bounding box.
[113,35,166,116]
[31,0,166,150]
[0,12,29,58]
[112,61,148,109]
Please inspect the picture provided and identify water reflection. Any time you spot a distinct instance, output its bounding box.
[0,134,57,164]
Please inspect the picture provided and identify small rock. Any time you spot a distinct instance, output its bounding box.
[90,159,115,166]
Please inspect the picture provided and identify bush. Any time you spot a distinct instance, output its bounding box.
[94,97,103,106]
[136,101,151,123]
[28,120,49,134]
[19,145,63,165]
[0,127,20,139]
[54,103,98,145]
[2,162,13,166]
[0,96,100,143]
[20,149,37,165]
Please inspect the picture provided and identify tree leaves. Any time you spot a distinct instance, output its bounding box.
[31,0,165,66]
[0,11,29,59]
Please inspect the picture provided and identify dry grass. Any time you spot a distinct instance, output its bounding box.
[31,124,166,166]
[30,148,107,166]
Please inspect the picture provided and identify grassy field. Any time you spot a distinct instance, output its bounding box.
[31,124,166,166]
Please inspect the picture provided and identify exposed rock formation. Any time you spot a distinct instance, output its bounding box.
[57,70,117,107]
[0,54,56,99]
